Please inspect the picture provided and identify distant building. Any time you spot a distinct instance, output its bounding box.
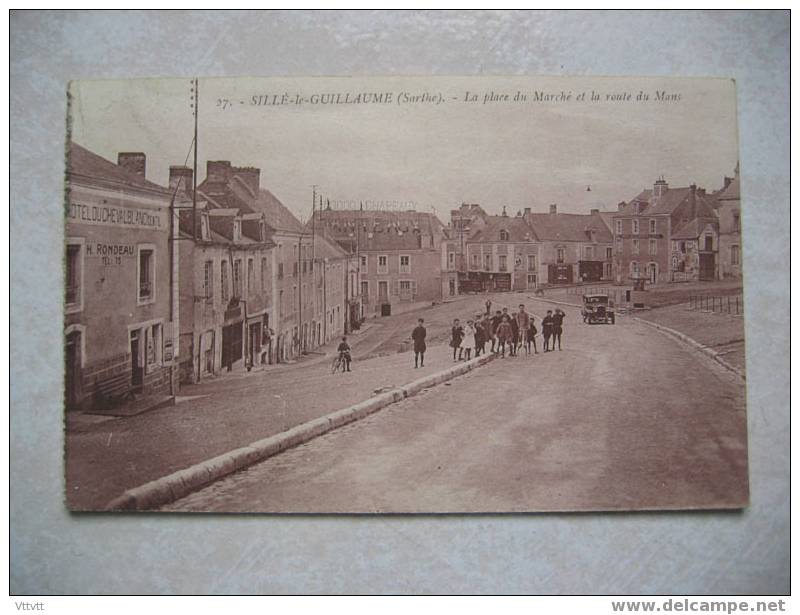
[714,166,742,279]
[614,178,719,284]
[463,208,539,292]
[442,203,490,297]
[65,143,179,410]
[524,205,614,285]
[311,208,445,315]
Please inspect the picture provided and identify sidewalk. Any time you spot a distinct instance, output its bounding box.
[65,342,489,510]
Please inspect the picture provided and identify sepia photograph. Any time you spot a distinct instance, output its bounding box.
[63,74,748,513]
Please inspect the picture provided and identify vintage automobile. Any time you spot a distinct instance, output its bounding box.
[582,293,616,324]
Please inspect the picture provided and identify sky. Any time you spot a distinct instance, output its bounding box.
[69,75,739,223]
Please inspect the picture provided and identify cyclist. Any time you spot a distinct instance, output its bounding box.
[336,336,352,372]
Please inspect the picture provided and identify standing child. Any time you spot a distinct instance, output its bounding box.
[463,320,476,360]
[473,315,485,357]
[542,310,555,352]
[450,318,464,361]
[527,317,539,354]
[495,315,513,357]
[412,318,427,368]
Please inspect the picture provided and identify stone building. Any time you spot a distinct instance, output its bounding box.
[524,205,614,285]
[614,178,719,284]
[715,167,742,279]
[311,208,445,315]
[65,143,179,410]
[174,162,276,382]
[462,209,540,292]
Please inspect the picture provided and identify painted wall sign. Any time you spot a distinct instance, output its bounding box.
[68,202,165,230]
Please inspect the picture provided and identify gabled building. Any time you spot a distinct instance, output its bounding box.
[442,203,490,296]
[174,164,275,383]
[463,208,539,292]
[614,178,719,284]
[311,208,445,315]
[524,205,614,285]
[715,167,742,279]
[65,143,179,410]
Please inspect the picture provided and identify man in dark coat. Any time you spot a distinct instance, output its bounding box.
[412,318,427,368]
[552,308,565,351]
[490,310,503,353]
[450,318,464,361]
[542,310,555,352]
[509,311,519,357]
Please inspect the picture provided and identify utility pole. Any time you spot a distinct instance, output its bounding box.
[191,77,199,241]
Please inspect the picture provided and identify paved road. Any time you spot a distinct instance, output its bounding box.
[166,300,748,513]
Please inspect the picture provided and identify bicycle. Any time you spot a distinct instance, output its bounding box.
[331,354,344,374]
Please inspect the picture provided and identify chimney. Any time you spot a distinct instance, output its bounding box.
[590,208,599,215]
[549,204,557,215]
[233,166,261,196]
[206,160,232,183]
[689,184,697,219]
[524,207,531,216]
[169,165,193,196]
[653,176,669,200]
[117,152,146,178]
[618,201,626,211]
[723,176,733,189]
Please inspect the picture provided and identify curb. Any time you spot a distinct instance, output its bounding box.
[632,317,745,381]
[105,351,497,511]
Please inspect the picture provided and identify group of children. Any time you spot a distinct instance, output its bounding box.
[341,302,567,374]
[448,303,566,361]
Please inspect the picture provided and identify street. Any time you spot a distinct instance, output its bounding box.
[164,299,748,513]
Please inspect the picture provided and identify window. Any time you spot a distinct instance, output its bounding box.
[680,241,686,254]
[631,261,640,275]
[733,212,741,233]
[65,240,83,311]
[448,252,455,269]
[261,257,267,290]
[616,238,622,254]
[399,280,412,291]
[499,229,509,241]
[471,253,479,269]
[527,255,536,271]
[399,255,411,273]
[584,246,594,259]
[527,273,537,286]
[137,245,155,304]
[277,244,284,279]
[279,289,284,313]
[484,254,492,270]
[498,255,507,271]
[204,260,214,300]
[649,219,657,234]
[731,245,740,265]
[144,323,163,371]
[556,248,565,264]
[632,219,640,235]
[649,239,657,255]
[247,258,255,296]
[361,280,369,299]
[293,285,298,312]
[233,259,242,297]
[377,255,388,274]
[615,220,622,236]
[221,260,229,302]
[632,239,640,255]
[292,261,298,277]
[606,247,613,260]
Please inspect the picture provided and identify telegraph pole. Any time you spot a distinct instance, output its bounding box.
[191,77,199,240]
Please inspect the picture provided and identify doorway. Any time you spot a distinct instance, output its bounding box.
[130,329,143,390]
[65,330,82,410]
[378,280,389,303]
[648,263,657,284]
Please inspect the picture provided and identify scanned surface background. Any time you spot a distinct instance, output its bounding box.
[10,10,789,593]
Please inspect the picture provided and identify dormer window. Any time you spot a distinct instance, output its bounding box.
[233,219,241,241]
[259,220,266,241]
[499,230,509,241]
[200,214,209,240]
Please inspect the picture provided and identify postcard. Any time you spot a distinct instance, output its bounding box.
[64,75,747,512]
